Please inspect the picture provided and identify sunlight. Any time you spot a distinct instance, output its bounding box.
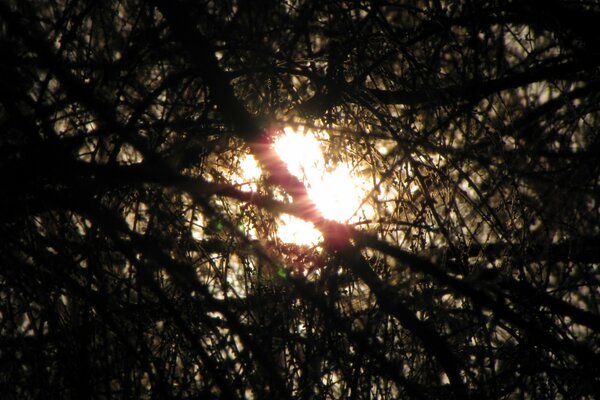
[274,127,370,223]
[236,153,262,191]
[272,127,372,244]
[273,127,324,181]
[309,163,367,222]
[233,127,371,246]
[277,214,322,246]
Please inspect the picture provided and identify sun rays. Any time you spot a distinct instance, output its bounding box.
[235,127,371,245]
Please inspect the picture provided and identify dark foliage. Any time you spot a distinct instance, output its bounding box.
[1,0,600,398]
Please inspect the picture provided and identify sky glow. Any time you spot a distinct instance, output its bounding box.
[240,127,371,245]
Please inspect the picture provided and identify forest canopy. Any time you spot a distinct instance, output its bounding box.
[1,0,600,398]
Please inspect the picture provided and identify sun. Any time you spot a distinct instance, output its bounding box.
[236,127,372,246]
[274,128,367,222]
[272,127,372,245]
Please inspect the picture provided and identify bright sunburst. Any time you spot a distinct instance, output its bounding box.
[272,127,371,245]
[274,128,367,221]
[237,127,371,245]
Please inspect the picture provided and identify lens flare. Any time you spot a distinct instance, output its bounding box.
[234,127,371,245]
[272,127,372,244]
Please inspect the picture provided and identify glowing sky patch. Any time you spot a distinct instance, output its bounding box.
[235,127,371,245]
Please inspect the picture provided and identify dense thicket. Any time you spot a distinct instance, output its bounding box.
[1,1,600,398]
